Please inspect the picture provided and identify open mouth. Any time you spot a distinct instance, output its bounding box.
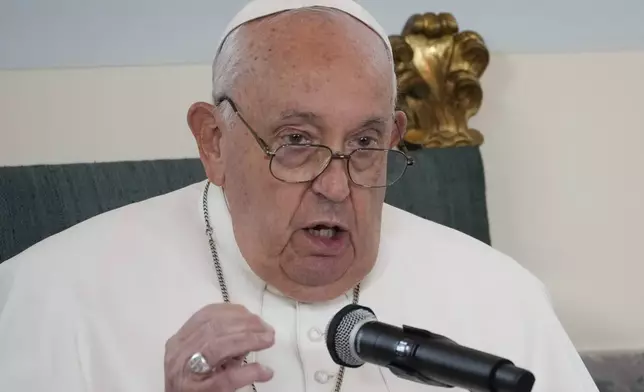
[306,224,346,239]
[298,223,350,255]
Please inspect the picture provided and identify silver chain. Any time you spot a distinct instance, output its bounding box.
[202,182,360,392]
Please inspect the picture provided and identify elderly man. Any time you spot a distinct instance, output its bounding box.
[0,1,598,392]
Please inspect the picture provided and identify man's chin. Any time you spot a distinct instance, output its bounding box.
[284,257,349,285]
[276,260,360,303]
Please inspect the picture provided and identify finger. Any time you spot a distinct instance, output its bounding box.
[175,313,272,357]
[210,363,274,391]
[176,304,248,340]
[180,306,273,343]
[208,313,274,338]
[220,355,245,371]
[204,330,275,368]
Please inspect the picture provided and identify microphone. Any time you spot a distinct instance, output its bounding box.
[326,304,535,392]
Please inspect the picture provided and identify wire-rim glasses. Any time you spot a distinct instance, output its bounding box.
[216,96,414,188]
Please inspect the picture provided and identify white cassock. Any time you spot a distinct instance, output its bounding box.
[0,181,598,392]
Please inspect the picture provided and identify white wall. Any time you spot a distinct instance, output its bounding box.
[476,52,644,351]
[1,52,642,352]
[0,65,208,165]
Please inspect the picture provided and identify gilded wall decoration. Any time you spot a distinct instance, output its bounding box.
[390,13,489,149]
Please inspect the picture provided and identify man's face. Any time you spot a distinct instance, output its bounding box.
[190,11,406,302]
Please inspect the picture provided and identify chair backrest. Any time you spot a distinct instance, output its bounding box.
[385,147,490,245]
[0,148,490,264]
[0,159,205,262]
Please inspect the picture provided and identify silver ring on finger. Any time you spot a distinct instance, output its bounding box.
[187,352,212,374]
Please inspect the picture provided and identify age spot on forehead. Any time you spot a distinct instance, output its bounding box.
[232,8,394,114]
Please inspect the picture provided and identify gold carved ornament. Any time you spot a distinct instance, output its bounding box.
[390,13,489,149]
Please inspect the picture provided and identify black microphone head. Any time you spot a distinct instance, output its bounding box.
[326,304,377,368]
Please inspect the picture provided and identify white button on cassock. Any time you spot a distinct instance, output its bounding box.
[314,370,334,384]
[308,327,324,342]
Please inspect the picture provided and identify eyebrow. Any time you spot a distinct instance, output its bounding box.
[277,110,324,127]
[277,110,389,131]
[359,116,389,131]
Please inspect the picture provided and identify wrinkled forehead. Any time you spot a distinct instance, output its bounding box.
[241,40,394,127]
[213,2,397,125]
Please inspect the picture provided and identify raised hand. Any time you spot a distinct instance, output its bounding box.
[165,303,275,392]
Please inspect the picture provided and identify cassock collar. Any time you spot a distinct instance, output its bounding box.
[199,181,389,302]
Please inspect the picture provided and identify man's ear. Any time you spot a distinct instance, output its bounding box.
[391,110,408,148]
[187,102,225,186]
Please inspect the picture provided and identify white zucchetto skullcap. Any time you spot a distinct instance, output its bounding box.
[216,0,392,57]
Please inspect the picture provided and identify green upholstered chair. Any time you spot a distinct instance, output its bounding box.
[0,159,205,263]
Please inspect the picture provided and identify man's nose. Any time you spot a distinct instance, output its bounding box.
[311,158,351,203]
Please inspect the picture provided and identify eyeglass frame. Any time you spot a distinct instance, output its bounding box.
[215,95,414,188]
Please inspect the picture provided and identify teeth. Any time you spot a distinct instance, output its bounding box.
[308,227,337,238]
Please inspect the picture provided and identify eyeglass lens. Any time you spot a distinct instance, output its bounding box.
[270,145,408,187]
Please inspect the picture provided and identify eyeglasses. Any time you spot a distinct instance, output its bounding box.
[216,96,414,188]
